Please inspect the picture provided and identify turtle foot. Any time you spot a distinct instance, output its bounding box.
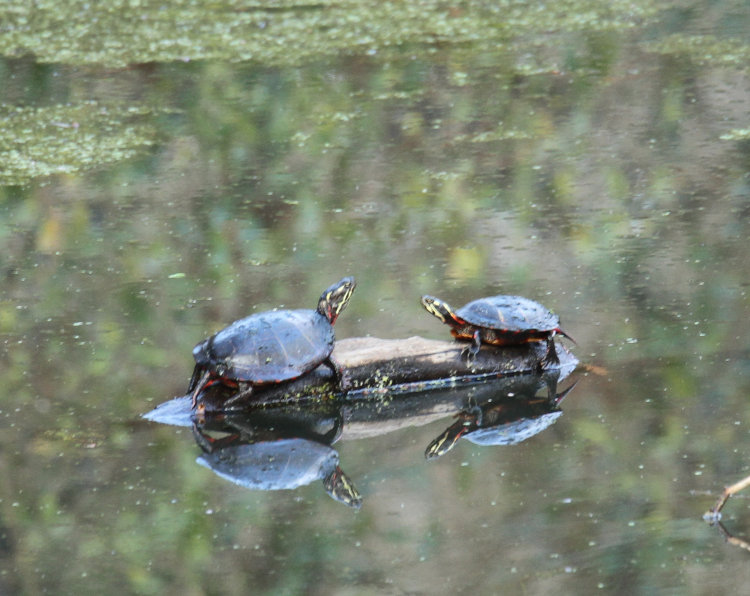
[326,356,352,394]
[539,338,560,369]
[460,343,480,366]
[190,369,212,409]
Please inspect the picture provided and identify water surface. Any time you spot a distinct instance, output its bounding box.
[2,1,750,593]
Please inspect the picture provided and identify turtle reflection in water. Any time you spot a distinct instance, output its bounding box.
[425,380,577,460]
[421,294,574,365]
[189,277,356,409]
[192,411,362,508]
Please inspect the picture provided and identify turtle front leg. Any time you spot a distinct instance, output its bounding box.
[326,355,352,393]
[192,422,215,453]
[460,330,482,363]
[540,337,560,369]
[190,369,212,409]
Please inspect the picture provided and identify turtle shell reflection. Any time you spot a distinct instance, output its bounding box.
[425,374,577,460]
[192,404,362,509]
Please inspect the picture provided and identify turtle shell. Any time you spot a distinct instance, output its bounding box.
[196,438,338,491]
[463,411,563,446]
[456,295,561,335]
[192,308,334,384]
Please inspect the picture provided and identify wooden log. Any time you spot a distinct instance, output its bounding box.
[339,336,573,381]
[194,335,579,410]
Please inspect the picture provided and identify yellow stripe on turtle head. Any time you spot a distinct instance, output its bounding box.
[319,277,356,324]
[421,295,459,324]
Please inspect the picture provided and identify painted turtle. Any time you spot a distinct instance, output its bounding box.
[425,379,577,460]
[193,427,362,508]
[421,293,573,363]
[189,276,356,408]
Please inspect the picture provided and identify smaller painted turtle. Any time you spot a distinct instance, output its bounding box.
[189,277,356,408]
[421,293,573,363]
[425,379,577,460]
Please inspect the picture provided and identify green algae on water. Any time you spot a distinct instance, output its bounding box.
[0,0,664,68]
[0,103,159,185]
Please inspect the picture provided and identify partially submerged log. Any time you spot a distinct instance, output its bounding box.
[195,335,578,410]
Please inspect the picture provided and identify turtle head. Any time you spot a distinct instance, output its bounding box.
[424,422,467,460]
[318,277,356,324]
[420,295,457,324]
[323,465,362,509]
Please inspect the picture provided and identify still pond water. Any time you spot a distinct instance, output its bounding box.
[2,1,750,594]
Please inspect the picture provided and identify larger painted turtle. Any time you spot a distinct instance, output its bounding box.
[189,277,356,408]
[193,426,362,508]
[421,293,573,364]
